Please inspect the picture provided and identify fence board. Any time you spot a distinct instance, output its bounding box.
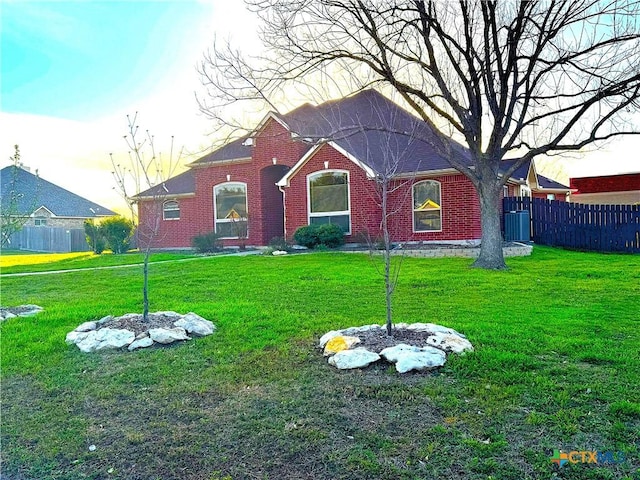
[5,227,90,253]
[503,197,640,253]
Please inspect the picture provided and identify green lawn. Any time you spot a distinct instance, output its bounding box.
[1,247,638,479]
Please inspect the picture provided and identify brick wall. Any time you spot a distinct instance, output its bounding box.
[283,143,482,242]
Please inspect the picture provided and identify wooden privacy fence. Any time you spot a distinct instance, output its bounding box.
[503,197,640,253]
[6,227,90,253]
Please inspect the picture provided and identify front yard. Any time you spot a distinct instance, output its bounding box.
[1,247,638,479]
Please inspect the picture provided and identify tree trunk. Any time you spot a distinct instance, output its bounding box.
[472,183,507,270]
[143,251,150,321]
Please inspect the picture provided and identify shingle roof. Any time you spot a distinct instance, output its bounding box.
[133,169,195,199]
[189,137,251,166]
[537,174,569,190]
[0,166,116,218]
[499,159,531,182]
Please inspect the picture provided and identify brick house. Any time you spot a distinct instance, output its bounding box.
[135,90,568,249]
[570,172,640,204]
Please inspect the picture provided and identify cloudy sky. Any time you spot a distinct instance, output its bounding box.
[2,0,639,214]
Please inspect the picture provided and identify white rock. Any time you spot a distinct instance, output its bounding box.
[426,332,474,354]
[149,327,190,344]
[341,324,383,335]
[319,330,343,348]
[1,311,16,320]
[174,312,215,336]
[76,328,135,353]
[75,321,97,332]
[380,344,446,373]
[128,336,154,351]
[328,348,380,369]
[291,245,308,250]
[65,330,90,345]
[153,311,182,319]
[323,335,361,356]
[96,315,114,325]
[272,250,288,256]
[16,305,43,317]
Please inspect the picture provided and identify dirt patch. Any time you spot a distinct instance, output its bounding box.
[353,328,435,353]
[99,313,182,337]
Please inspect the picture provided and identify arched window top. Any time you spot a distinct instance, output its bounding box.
[163,200,180,220]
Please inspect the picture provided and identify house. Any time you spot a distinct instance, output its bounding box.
[135,90,569,249]
[1,165,116,250]
[570,172,640,205]
[500,160,571,201]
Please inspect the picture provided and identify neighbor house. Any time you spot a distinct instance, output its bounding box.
[570,172,640,205]
[134,90,569,249]
[1,165,116,251]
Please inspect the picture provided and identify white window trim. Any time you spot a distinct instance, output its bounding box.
[213,182,248,239]
[306,169,351,235]
[412,180,443,233]
[162,200,180,221]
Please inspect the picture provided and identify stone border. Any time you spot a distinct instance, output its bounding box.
[0,305,44,321]
[339,242,532,258]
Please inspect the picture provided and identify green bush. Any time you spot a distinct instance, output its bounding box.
[100,216,134,254]
[293,223,344,249]
[268,236,291,251]
[192,231,223,253]
[83,219,105,254]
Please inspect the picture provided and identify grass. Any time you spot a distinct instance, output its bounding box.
[1,246,638,479]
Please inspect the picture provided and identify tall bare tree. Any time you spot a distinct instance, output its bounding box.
[199,0,640,269]
[1,145,40,247]
[111,113,182,321]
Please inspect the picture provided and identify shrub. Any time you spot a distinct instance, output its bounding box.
[293,223,344,249]
[192,231,223,253]
[84,219,105,254]
[100,216,134,254]
[268,236,290,251]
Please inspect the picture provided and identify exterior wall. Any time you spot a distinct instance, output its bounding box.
[138,196,202,249]
[569,190,640,205]
[570,172,640,194]
[283,144,482,242]
[139,119,307,248]
[24,216,86,229]
[532,191,568,202]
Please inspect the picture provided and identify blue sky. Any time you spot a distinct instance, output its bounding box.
[1,1,638,213]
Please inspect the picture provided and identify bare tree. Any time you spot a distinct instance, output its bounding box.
[198,0,640,269]
[111,113,182,321]
[1,145,40,247]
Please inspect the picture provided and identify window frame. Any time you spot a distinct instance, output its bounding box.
[306,169,351,235]
[34,217,47,227]
[412,180,443,233]
[162,200,180,220]
[213,182,248,239]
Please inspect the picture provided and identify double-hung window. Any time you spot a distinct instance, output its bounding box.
[413,180,442,232]
[307,171,350,234]
[162,200,180,220]
[214,183,248,238]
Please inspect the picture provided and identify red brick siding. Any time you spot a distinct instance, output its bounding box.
[137,196,203,249]
[283,143,482,242]
[570,173,640,194]
[138,119,305,248]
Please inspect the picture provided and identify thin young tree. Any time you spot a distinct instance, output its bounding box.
[1,145,40,247]
[198,0,640,269]
[111,113,182,321]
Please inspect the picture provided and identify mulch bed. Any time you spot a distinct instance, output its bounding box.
[348,328,433,353]
[99,313,184,337]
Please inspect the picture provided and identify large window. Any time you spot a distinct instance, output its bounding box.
[214,183,247,238]
[413,180,442,232]
[163,200,180,220]
[308,171,350,234]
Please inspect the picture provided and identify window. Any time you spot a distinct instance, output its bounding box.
[214,183,247,238]
[546,193,556,200]
[34,217,47,227]
[307,171,350,234]
[163,200,180,220]
[503,185,510,198]
[413,180,442,232]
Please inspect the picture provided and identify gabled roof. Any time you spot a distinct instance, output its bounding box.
[189,137,252,166]
[133,169,195,199]
[537,174,570,190]
[0,166,116,218]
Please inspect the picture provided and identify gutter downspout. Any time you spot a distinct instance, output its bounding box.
[278,185,287,240]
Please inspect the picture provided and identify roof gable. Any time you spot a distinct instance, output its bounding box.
[134,169,196,199]
[0,166,116,218]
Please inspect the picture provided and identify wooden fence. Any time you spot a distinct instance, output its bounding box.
[5,227,90,253]
[503,197,640,253]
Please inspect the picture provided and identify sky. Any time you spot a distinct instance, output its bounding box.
[1,0,639,215]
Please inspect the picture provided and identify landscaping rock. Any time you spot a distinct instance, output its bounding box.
[128,336,154,351]
[1,304,43,321]
[149,327,190,344]
[65,330,90,345]
[380,344,447,373]
[97,315,114,325]
[272,250,288,256]
[319,330,342,348]
[323,335,361,356]
[426,332,474,354]
[75,321,97,332]
[76,328,135,353]
[174,312,215,336]
[328,348,381,369]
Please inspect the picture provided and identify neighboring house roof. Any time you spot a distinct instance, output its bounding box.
[537,174,570,190]
[570,172,640,194]
[0,166,116,218]
[133,169,196,199]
